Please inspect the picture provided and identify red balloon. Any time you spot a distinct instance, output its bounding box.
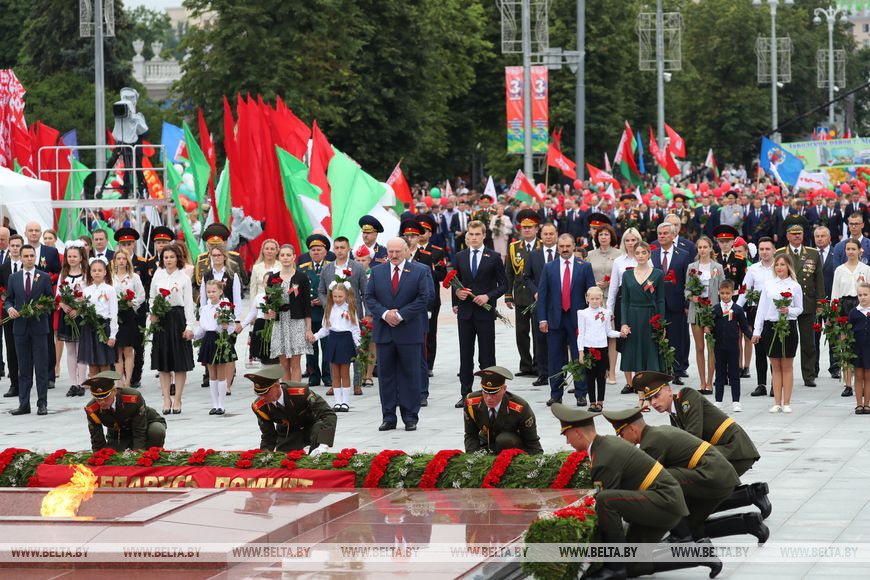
[699,182,709,193]
[841,183,853,195]
[423,195,434,208]
[573,179,583,190]
[440,197,449,207]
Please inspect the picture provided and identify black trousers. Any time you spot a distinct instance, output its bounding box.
[532,311,549,378]
[46,326,55,380]
[131,305,148,386]
[15,332,49,409]
[666,310,689,374]
[797,311,816,383]
[714,347,741,402]
[3,321,18,389]
[458,317,496,396]
[748,306,769,386]
[514,302,536,374]
[426,300,440,370]
[586,347,609,403]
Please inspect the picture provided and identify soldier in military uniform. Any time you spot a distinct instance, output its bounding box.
[193,223,248,303]
[298,234,332,387]
[416,214,447,374]
[357,215,388,263]
[505,209,541,377]
[603,407,768,544]
[713,224,747,289]
[551,404,721,579]
[463,366,542,454]
[248,364,337,453]
[639,371,772,522]
[84,371,166,452]
[775,215,824,387]
[616,194,646,240]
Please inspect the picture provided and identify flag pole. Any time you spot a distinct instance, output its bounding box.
[545,162,550,192]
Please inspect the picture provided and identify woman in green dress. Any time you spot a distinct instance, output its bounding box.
[619,241,665,408]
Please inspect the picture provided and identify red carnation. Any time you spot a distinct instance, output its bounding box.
[590,348,601,361]
[664,269,676,283]
[125,289,135,301]
[813,323,822,332]
[158,288,171,297]
[442,270,458,289]
[738,284,746,294]
[689,269,698,276]
[819,298,829,306]
[343,268,352,277]
[603,275,611,283]
[781,292,792,299]
[837,315,849,324]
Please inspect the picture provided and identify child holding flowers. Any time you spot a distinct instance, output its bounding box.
[848,282,870,414]
[266,244,314,382]
[195,280,237,416]
[752,255,803,413]
[56,242,88,397]
[310,282,360,412]
[241,272,280,365]
[77,258,118,376]
[576,286,621,412]
[111,248,145,387]
[831,239,870,395]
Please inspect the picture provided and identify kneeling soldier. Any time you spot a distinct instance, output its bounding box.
[551,404,721,580]
[248,364,337,453]
[603,407,768,544]
[85,371,166,452]
[464,366,543,455]
[638,370,771,523]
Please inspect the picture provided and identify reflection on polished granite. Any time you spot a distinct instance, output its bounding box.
[0,488,588,577]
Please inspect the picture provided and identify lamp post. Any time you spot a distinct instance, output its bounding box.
[814,5,849,126]
[754,0,793,143]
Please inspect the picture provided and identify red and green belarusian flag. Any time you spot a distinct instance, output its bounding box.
[276,146,330,252]
[649,127,681,180]
[613,121,643,186]
[507,169,544,204]
[705,149,720,180]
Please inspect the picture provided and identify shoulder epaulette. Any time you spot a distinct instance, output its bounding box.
[299,262,313,270]
[431,244,443,251]
[285,387,307,396]
[508,401,524,413]
[85,401,100,413]
[252,398,270,420]
[419,249,431,255]
[228,250,241,256]
[121,394,139,404]
[510,240,522,246]
[85,402,101,424]
[466,396,482,406]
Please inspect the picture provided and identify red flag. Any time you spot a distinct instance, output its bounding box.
[309,120,334,233]
[649,127,680,178]
[552,127,563,149]
[585,163,619,187]
[10,121,32,174]
[387,161,413,211]
[223,96,235,159]
[273,96,310,159]
[664,123,685,158]
[546,143,577,180]
[197,107,218,211]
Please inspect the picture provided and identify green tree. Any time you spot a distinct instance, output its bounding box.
[0,0,30,68]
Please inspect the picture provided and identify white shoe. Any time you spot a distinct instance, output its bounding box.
[782,405,792,414]
[769,405,782,413]
[732,402,742,412]
[713,401,722,409]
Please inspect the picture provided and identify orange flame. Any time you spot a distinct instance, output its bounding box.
[40,464,97,518]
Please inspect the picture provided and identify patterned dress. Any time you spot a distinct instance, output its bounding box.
[270,274,314,358]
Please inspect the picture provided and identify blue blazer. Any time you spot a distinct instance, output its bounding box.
[2,268,54,335]
[36,244,61,275]
[536,257,596,329]
[451,248,507,321]
[365,260,432,345]
[651,246,690,313]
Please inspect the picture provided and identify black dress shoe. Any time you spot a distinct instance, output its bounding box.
[47,380,55,389]
[750,385,767,397]
[672,377,684,385]
[10,406,30,415]
[740,368,751,378]
[378,422,396,431]
[209,408,217,415]
[576,397,587,407]
[532,377,548,386]
[454,399,465,408]
[404,422,417,431]
[842,386,854,397]
[516,371,537,377]
[677,371,689,378]
[804,380,816,387]
[37,405,47,416]
[3,388,18,398]
[308,379,321,387]
[130,383,141,389]
[427,370,434,378]
[420,399,428,407]
[323,379,333,387]
[215,409,225,415]
[546,398,562,407]
[831,371,841,380]
[620,384,634,394]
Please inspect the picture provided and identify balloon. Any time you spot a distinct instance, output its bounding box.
[440,197,449,206]
[579,203,590,212]
[423,196,434,207]
[654,185,662,197]
[573,179,583,190]
[687,183,697,193]
[699,182,709,193]
[841,183,853,195]
[661,183,673,200]
[430,187,441,198]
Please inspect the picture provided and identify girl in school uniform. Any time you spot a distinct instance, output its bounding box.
[242,272,279,365]
[111,248,145,387]
[77,258,118,376]
[577,286,622,412]
[848,282,870,414]
[56,242,88,396]
[196,279,237,415]
[310,282,360,412]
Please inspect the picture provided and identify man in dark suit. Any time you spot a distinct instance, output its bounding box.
[0,234,22,398]
[537,233,596,406]
[91,228,115,262]
[744,199,771,244]
[365,238,432,431]
[451,220,508,407]
[537,199,558,227]
[559,198,584,244]
[24,222,60,391]
[770,202,797,248]
[522,222,559,387]
[693,196,720,240]
[449,201,470,254]
[813,226,840,385]
[832,212,870,268]
[416,214,447,378]
[651,222,691,382]
[3,244,55,415]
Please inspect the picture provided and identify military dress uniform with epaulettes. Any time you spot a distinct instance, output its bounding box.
[251,383,337,452]
[84,373,166,452]
[506,218,541,376]
[463,391,543,454]
[299,234,333,386]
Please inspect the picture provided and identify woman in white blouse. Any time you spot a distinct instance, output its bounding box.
[831,238,870,392]
[684,236,725,395]
[149,245,195,414]
[112,248,145,387]
[751,255,803,414]
[606,227,649,393]
[77,258,118,376]
[249,239,280,300]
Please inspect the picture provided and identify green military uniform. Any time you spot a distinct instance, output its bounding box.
[463,367,542,454]
[248,365,337,452]
[299,233,332,386]
[506,208,542,377]
[604,408,739,540]
[84,372,166,452]
[775,215,825,385]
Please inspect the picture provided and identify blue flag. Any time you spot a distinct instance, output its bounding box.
[62,129,78,160]
[760,136,804,186]
[160,121,185,165]
[635,130,645,175]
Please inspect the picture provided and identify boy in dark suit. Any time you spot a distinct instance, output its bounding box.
[705,280,752,412]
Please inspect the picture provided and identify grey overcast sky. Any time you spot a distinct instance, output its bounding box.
[123,0,180,10]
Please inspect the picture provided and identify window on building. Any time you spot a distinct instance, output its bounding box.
[865,39,870,48]
[864,23,870,33]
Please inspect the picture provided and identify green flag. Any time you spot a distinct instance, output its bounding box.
[13,160,22,174]
[167,163,203,260]
[182,121,211,204]
[57,158,91,242]
[326,147,385,242]
[276,147,329,251]
[215,160,232,225]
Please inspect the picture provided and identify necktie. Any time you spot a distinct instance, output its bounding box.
[25,271,31,298]
[661,251,669,274]
[489,408,496,424]
[13,262,18,273]
[793,248,799,257]
[547,249,554,263]
[315,263,321,274]
[391,265,399,295]
[471,250,479,278]
[526,243,532,253]
[562,259,571,311]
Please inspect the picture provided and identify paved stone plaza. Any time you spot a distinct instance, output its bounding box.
[2,288,868,578]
